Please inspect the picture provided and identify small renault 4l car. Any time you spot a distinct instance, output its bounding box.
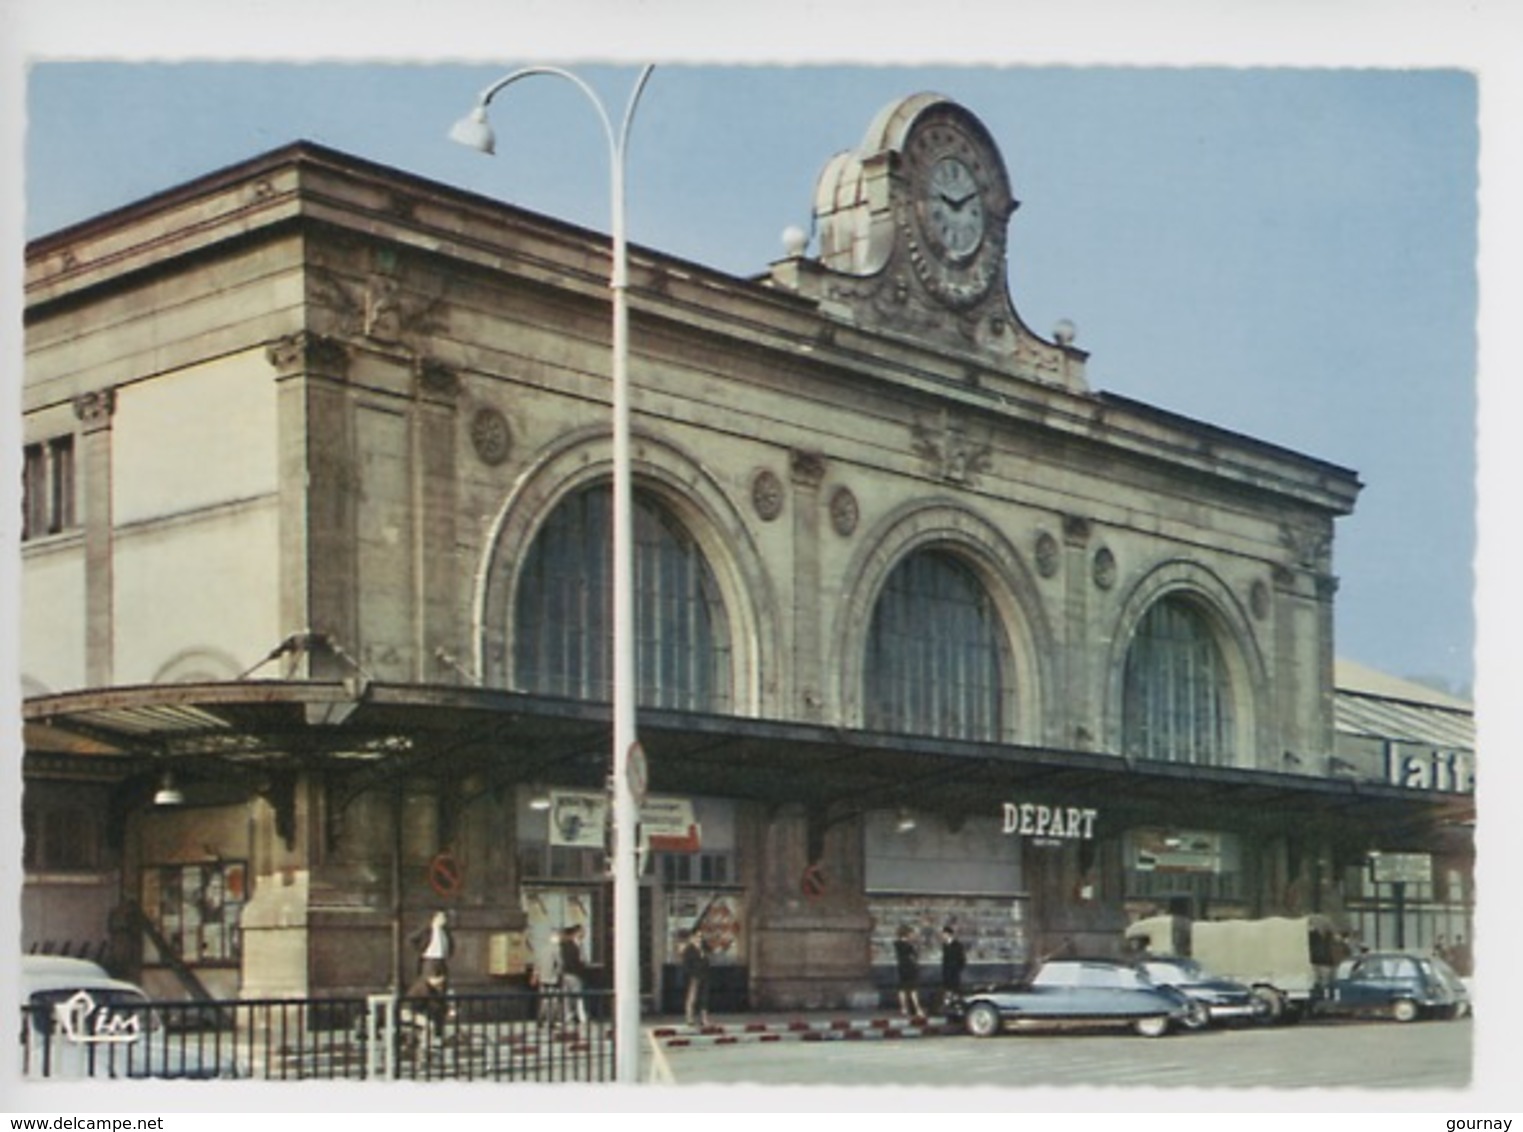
[19,955,239,1079]
[1324,952,1471,1022]
[20,955,154,1079]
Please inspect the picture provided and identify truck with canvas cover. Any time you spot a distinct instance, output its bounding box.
[1124,914,1341,1021]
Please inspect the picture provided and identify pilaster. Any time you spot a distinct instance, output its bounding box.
[788,451,827,721]
[266,332,356,679]
[73,388,117,688]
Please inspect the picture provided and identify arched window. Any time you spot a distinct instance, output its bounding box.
[1122,596,1235,765]
[864,549,1007,741]
[514,484,731,712]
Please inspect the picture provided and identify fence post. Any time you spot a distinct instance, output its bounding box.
[366,994,396,1080]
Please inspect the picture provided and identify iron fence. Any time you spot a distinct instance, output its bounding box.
[20,989,615,1083]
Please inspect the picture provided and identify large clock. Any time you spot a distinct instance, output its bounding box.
[901,107,1008,309]
[924,156,986,262]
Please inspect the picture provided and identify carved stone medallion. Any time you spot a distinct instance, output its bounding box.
[1092,546,1117,591]
[829,486,860,537]
[752,469,785,522]
[1034,531,1060,579]
[470,407,513,467]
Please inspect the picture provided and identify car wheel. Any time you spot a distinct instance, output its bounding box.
[1182,1001,1211,1031]
[965,1002,1002,1038]
[1392,998,1420,1023]
[1135,1014,1170,1038]
[1251,986,1284,1024]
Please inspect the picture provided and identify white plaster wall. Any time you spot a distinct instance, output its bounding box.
[19,544,86,693]
[112,351,278,527]
[105,350,282,682]
[113,502,281,685]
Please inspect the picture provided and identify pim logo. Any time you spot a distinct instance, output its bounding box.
[54,990,144,1045]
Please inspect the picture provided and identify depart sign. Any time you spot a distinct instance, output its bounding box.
[1002,802,1098,841]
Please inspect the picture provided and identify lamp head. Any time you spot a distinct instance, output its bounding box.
[153,773,184,807]
[449,104,497,155]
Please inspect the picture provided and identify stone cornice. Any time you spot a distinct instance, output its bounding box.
[25,140,1361,520]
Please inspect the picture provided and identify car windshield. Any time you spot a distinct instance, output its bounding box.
[1426,956,1467,991]
[1030,963,1080,988]
[1144,959,1204,981]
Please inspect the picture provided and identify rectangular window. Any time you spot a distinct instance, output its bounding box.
[49,435,76,531]
[518,844,606,881]
[23,800,103,873]
[22,443,46,540]
[659,851,735,887]
[21,434,76,541]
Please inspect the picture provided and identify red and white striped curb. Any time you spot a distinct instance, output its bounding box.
[649,1016,955,1047]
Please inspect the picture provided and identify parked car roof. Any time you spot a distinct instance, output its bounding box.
[20,955,146,999]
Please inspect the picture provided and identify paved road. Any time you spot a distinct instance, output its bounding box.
[655,1017,1473,1091]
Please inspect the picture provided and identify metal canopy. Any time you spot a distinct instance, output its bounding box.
[23,679,1472,847]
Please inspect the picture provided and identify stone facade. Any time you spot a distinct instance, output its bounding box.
[21,96,1466,1010]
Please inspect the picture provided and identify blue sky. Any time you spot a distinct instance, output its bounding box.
[17,57,1481,694]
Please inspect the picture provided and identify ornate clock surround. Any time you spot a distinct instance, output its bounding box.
[793,93,1086,390]
[897,101,1014,311]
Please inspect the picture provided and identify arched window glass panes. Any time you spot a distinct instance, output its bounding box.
[1122,597,1235,765]
[514,485,731,713]
[864,549,1006,741]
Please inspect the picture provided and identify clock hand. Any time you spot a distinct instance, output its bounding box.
[940,189,979,210]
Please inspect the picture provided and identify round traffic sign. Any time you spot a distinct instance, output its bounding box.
[428,851,462,898]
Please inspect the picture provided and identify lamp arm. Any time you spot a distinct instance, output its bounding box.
[473,64,656,168]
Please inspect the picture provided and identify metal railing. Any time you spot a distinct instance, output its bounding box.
[20,989,615,1082]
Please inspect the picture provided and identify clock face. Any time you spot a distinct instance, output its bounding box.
[925,157,985,261]
[903,112,1005,309]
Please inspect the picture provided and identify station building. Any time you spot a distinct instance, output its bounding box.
[19,94,1476,1009]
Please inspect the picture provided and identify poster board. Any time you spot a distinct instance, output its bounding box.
[663,889,745,963]
[142,860,247,965]
[867,893,1027,969]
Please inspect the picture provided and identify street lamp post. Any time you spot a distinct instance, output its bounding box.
[450,64,653,1084]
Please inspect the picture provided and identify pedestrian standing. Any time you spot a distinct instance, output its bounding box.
[411,909,453,981]
[894,925,925,1018]
[559,923,590,1027]
[1450,934,1471,976]
[940,924,967,1009]
[681,926,712,1027]
[533,928,563,1026]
